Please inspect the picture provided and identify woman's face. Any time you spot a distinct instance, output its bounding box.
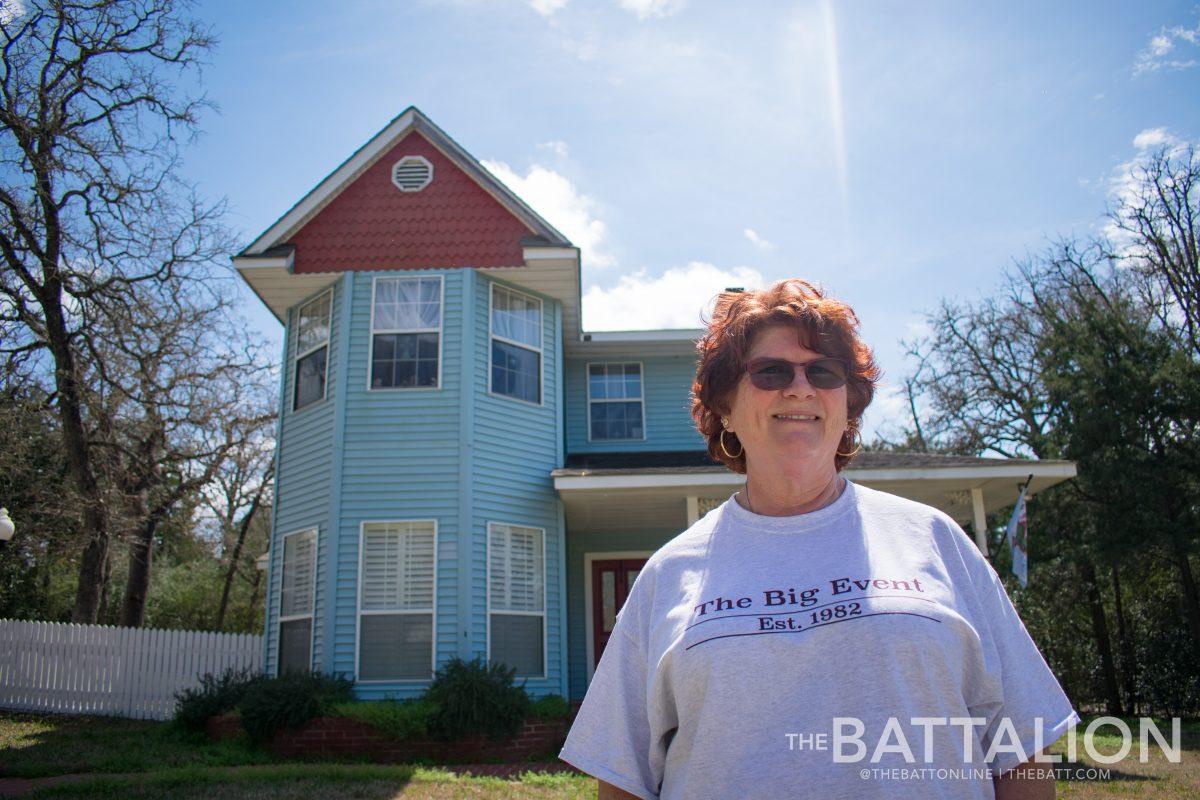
[723,324,849,476]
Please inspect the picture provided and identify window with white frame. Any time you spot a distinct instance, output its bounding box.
[488,522,545,677]
[293,292,331,411]
[490,284,542,404]
[358,521,435,681]
[278,528,316,675]
[588,363,645,440]
[370,276,442,389]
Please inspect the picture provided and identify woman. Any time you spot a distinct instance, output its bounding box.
[559,280,1078,800]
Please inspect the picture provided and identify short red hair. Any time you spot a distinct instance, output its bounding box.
[691,279,880,473]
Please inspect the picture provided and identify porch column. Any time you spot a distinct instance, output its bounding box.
[970,487,989,557]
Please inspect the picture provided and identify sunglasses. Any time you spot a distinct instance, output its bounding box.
[744,357,849,391]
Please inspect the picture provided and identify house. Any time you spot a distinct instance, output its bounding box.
[233,107,1076,702]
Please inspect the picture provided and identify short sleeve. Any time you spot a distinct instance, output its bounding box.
[968,555,1080,773]
[559,621,663,800]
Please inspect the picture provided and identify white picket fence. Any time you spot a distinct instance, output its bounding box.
[0,618,263,721]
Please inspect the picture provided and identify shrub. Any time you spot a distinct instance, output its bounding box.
[173,666,265,732]
[329,698,437,741]
[237,671,355,742]
[530,694,571,719]
[424,657,531,741]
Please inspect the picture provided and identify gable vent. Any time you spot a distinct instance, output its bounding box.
[391,156,433,192]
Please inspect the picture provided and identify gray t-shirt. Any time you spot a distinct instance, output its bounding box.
[559,480,1079,800]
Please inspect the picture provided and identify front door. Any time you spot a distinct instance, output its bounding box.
[591,558,647,668]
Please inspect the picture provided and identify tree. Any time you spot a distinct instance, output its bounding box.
[904,239,1200,714]
[1109,143,1200,357]
[0,0,229,622]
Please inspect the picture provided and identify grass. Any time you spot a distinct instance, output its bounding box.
[1045,716,1200,799]
[0,712,279,778]
[20,764,597,799]
[4,712,1199,799]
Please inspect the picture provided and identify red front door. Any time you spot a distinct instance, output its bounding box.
[591,558,647,668]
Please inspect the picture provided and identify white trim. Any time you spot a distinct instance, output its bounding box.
[276,527,318,676]
[391,155,433,192]
[232,251,293,271]
[487,281,544,407]
[485,521,548,681]
[582,551,653,686]
[366,274,444,392]
[354,519,438,684]
[292,288,333,413]
[585,361,646,442]
[522,246,578,261]
[553,462,1078,492]
[685,496,700,527]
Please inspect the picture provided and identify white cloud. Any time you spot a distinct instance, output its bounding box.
[743,228,775,252]
[1131,127,1178,151]
[582,262,765,330]
[482,158,616,269]
[537,140,570,158]
[618,0,687,21]
[529,0,568,18]
[1134,21,1200,75]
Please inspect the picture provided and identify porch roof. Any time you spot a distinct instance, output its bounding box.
[552,451,1077,547]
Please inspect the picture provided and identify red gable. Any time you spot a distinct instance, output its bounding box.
[288,131,533,273]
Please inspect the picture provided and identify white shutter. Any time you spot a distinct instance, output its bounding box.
[489,524,544,613]
[281,530,315,618]
[362,522,434,611]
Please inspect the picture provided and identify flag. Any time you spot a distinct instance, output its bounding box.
[1005,484,1029,588]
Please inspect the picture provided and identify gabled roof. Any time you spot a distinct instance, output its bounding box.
[240,106,572,257]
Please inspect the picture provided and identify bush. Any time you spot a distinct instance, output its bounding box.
[530,694,571,719]
[173,666,265,732]
[237,671,355,742]
[424,657,531,741]
[329,698,437,741]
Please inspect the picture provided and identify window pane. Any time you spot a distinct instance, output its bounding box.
[588,365,607,400]
[294,347,327,410]
[374,277,441,331]
[297,294,331,353]
[590,400,643,440]
[361,522,435,611]
[278,618,312,675]
[281,531,316,616]
[491,340,540,403]
[359,614,432,680]
[371,333,439,388]
[490,614,543,676]
[492,286,541,348]
[489,524,544,613]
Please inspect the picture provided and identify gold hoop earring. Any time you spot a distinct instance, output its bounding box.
[836,429,861,458]
[719,429,743,459]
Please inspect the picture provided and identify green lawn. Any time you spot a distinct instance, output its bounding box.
[3,712,1198,799]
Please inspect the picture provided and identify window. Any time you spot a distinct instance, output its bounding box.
[490,284,542,404]
[278,528,316,675]
[370,276,442,389]
[358,521,435,681]
[588,363,645,440]
[293,292,331,411]
[488,523,545,677]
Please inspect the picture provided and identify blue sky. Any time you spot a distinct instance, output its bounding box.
[185,0,1200,438]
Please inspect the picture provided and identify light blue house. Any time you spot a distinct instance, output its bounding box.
[234,108,1076,702]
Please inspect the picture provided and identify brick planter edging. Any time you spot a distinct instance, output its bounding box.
[207,713,570,764]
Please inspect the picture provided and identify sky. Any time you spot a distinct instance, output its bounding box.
[181,0,1200,439]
